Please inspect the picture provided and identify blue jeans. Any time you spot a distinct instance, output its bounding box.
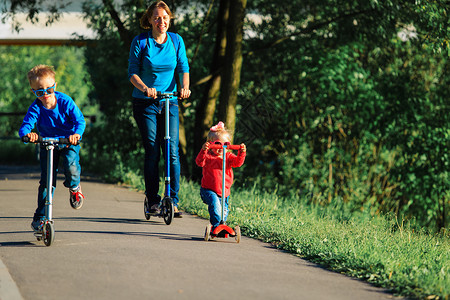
[35,144,81,218]
[200,187,229,228]
[133,98,180,207]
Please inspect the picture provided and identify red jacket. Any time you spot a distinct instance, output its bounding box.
[195,149,246,197]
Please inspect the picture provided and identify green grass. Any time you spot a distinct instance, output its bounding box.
[177,179,449,299]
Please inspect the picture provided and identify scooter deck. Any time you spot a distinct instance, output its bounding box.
[33,230,43,241]
[211,224,236,238]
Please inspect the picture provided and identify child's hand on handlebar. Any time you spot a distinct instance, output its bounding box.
[240,143,246,153]
[202,142,210,151]
[69,134,81,145]
[26,132,39,143]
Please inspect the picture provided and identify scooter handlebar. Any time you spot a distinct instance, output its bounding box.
[208,144,241,150]
[21,136,76,145]
[157,91,180,97]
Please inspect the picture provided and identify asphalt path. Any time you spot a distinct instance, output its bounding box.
[0,165,400,300]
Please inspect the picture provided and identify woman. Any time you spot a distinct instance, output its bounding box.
[128,1,190,217]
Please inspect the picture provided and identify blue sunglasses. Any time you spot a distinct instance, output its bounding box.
[32,83,56,97]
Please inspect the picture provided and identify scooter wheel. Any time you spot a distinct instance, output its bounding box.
[234,225,241,243]
[204,224,211,241]
[144,197,151,220]
[43,222,55,246]
[162,197,174,225]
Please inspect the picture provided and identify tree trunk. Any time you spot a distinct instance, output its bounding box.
[102,0,133,47]
[191,0,230,180]
[217,0,247,139]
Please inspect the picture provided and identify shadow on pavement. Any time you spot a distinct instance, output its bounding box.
[0,230,203,248]
[56,216,154,225]
[0,215,205,248]
[0,217,29,220]
[58,230,204,242]
[0,241,36,247]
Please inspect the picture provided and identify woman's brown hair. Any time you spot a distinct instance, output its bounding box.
[140,1,173,30]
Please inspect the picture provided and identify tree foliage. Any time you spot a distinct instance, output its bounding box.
[235,0,449,229]
[0,45,93,137]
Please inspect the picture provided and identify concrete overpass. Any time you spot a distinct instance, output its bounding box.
[0,7,95,46]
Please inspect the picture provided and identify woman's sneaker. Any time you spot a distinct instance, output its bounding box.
[31,218,44,232]
[69,186,85,209]
[149,204,160,215]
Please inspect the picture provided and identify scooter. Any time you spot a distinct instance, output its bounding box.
[204,143,241,243]
[143,91,178,225]
[22,135,76,246]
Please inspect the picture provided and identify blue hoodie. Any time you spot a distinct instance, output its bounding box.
[19,91,86,139]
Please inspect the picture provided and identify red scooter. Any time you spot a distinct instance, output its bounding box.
[204,143,241,243]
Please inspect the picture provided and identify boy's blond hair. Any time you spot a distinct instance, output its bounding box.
[27,65,55,85]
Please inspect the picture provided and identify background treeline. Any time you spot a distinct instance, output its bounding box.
[0,0,448,231]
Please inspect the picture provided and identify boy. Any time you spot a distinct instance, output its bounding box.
[19,64,86,231]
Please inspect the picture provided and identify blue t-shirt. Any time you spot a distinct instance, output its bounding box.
[19,91,86,139]
[127,32,189,100]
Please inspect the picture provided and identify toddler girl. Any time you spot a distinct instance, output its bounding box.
[195,121,246,230]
